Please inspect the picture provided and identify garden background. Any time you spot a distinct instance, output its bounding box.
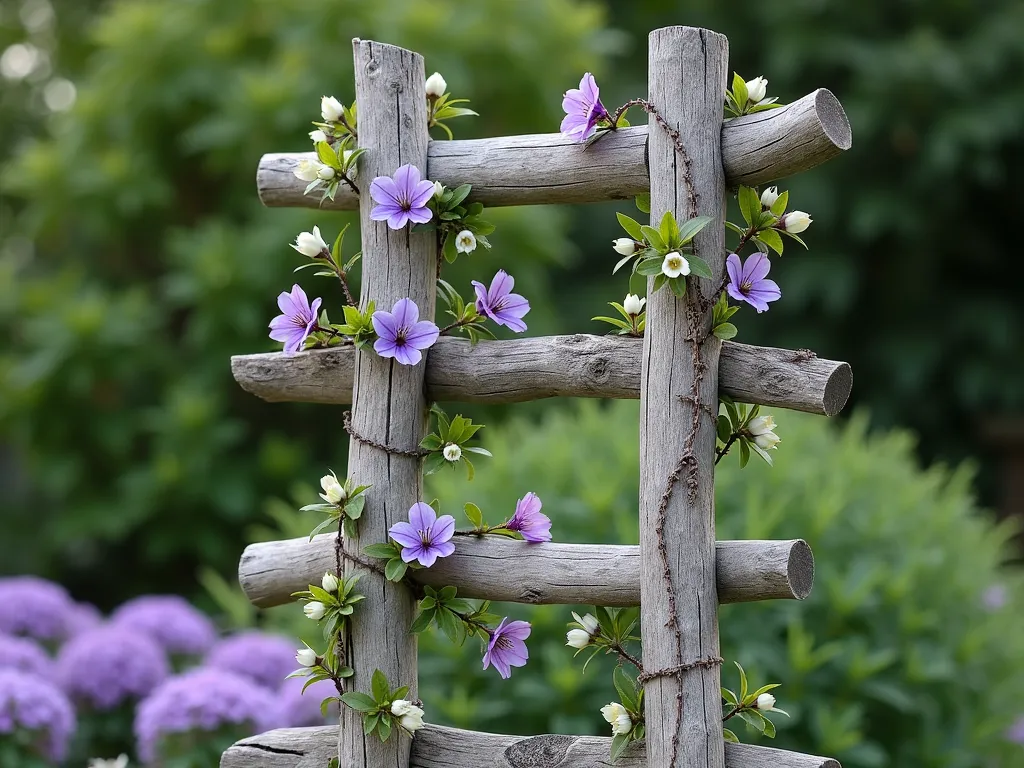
[1,0,1023,766]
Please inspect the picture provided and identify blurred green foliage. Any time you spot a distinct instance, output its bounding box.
[418,402,1024,768]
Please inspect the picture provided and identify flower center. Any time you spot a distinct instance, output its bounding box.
[419,527,432,546]
[739,279,753,294]
[495,635,513,650]
[668,257,681,270]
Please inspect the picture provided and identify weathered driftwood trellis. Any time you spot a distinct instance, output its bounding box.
[222,25,852,768]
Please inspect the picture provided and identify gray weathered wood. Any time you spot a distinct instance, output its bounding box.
[237,536,813,609]
[337,39,434,768]
[221,725,841,768]
[255,89,850,211]
[641,26,728,768]
[231,336,852,416]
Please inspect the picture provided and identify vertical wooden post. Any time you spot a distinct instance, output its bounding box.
[339,40,435,768]
[640,26,728,768]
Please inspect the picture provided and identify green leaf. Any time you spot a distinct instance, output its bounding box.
[739,439,750,468]
[594,316,633,331]
[735,661,749,700]
[448,184,472,207]
[363,543,398,559]
[677,215,713,244]
[610,733,632,762]
[464,502,484,528]
[435,607,466,645]
[640,225,666,252]
[422,452,448,476]
[634,193,651,214]
[761,716,777,738]
[316,140,340,168]
[669,276,687,298]
[713,322,738,340]
[635,257,664,277]
[731,72,749,110]
[613,666,637,712]
[738,185,760,227]
[739,710,767,734]
[721,687,738,706]
[377,714,392,742]
[652,273,668,293]
[769,190,789,216]
[308,517,338,541]
[716,416,733,444]
[363,712,381,735]
[658,210,680,246]
[687,256,713,280]
[756,227,784,256]
[344,494,365,520]
[749,440,775,467]
[371,668,390,702]
[723,728,740,744]
[340,692,377,713]
[616,212,645,242]
[780,229,808,249]
[385,558,408,582]
[438,585,458,602]
[331,224,348,263]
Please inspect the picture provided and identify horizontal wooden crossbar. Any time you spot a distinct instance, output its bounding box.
[239,536,813,609]
[232,335,852,416]
[220,724,841,768]
[256,89,850,211]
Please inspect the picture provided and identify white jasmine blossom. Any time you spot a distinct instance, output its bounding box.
[745,76,768,104]
[622,294,646,316]
[295,647,318,667]
[294,159,325,183]
[780,211,812,233]
[454,230,477,254]
[612,238,636,256]
[424,72,447,99]
[320,473,346,504]
[309,129,328,144]
[291,226,329,258]
[303,601,327,621]
[321,572,340,593]
[321,95,344,122]
[391,699,426,731]
[661,251,690,279]
[760,186,780,208]
[443,443,462,462]
[601,702,633,736]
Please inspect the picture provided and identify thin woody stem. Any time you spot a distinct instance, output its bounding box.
[609,641,644,672]
[339,171,359,197]
[715,432,740,465]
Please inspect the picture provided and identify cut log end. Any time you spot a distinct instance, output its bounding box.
[814,88,852,152]
[787,539,815,600]
[823,361,853,417]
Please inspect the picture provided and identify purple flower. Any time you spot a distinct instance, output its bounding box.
[1008,715,1024,744]
[0,669,76,762]
[66,601,103,636]
[0,576,74,642]
[269,284,322,354]
[56,626,169,710]
[725,253,781,313]
[982,584,1008,611]
[111,595,217,656]
[0,634,52,677]
[389,502,456,567]
[560,73,610,142]
[472,270,530,332]
[505,492,551,543]
[205,631,296,690]
[134,668,280,763]
[369,164,435,230]
[372,298,440,366]
[275,676,339,727]
[482,617,531,679]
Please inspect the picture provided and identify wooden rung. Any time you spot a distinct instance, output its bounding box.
[256,88,851,211]
[220,724,841,768]
[239,536,814,609]
[232,335,853,417]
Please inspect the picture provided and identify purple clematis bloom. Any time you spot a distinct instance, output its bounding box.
[369,164,435,230]
[472,270,530,332]
[389,502,456,568]
[505,492,551,543]
[372,298,439,366]
[0,669,76,762]
[269,284,322,354]
[725,253,782,313]
[560,73,610,142]
[1007,715,1024,744]
[482,617,531,679]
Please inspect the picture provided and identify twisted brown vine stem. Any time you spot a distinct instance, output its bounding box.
[342,410,431,457]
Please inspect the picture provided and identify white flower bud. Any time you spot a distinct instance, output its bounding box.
[612,238,636,256]
[391,699,426,731]
[622,294,646,316]
[296,647,318,667]
[572,611,600,635]
[88,756,129,768]
[566,629,592,649]
[754,431,781,451]
[291,226,329,258]
[309,129,328,144]
[433,181,444,198]
[294,159,325,183]
[760,186,780,208]
[320,474,347,504]
[600,702,633,736]
[321,572,340,593]
[661,251,690,279]
[747,415,780,451]
[303,601,327,621]
[454,230,477,254]
[745,76,768,104]
[321,95,344,123]
[443,443,462,462]
[424,72,447,98]
[317,165,336,181]
[756,693,777,711]
[780,211,812,233]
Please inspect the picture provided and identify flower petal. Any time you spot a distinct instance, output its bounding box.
[405,321,439,350]
[432,540,456,559]
[431,515,456,544]
[393,164,420,200]
[373,338,398,359]
[371,310,398,342]
[409,179,437,209]
[387,210,411,230]
[499,620,533,641]
[405,205,433,225]
[725,283,747,304]
[389,522,422,548]
[392,298,419,330]
[408,502,436,532]
[370,202,403,222]
[488,270,514,302]
[417,547,439,568]
[725,253,743,289]
[400,544,425,564]
[579,73,599,104]
[393,343,423,366]
[369,176,400,207]
[745,252,772,282]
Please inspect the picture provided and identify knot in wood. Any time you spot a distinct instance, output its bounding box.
[518,586,543,604]
[585,355,610,385]
[503,735,575,768]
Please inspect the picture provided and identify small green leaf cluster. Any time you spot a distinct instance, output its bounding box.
[722,662,788,743]
[410,585,499,646]
[305,139,364,203]
[362,541,413,583]
[420,405,492,480]
[609,667,645,761]
[615,210,714,297]
[303,477,371,540]
[332,302,377,350]
[436,279,495,344]
[569,606,640,673]
[592,300,645,336]
[427,91,479,139]
[711,292,739,340]
[418,183,494,264]
[287,638,352,699]
[717,399,777,468]
[292,574,366,642]
[726,185,805,255]
[724,73,783,119]
[339,669,413,743]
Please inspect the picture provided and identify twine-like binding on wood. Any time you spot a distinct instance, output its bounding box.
[637,655,724,684]
[342,410,431,457]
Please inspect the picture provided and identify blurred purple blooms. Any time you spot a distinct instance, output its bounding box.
[369,164,435,230]
[268,284,322,354]
[134,668,280,763]
[482,617,531,680]
[111,595,217,656]
[0,669,76,762]
[0,634,52,677]
[560,72,610,142]
[472,270,530,332]
[0,576,75,642]
[56,626,169,710]
[276,676,339,728]
[372,298,439,366]
[205,631,296,690]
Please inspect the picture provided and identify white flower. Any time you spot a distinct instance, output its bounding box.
[294,159,325,183]
[442,443,462,462]
[424,72,447,98]
[303,601,327,621]
[661,251,690,279]
[572,611,600,635]
[391,699,426,732]
[756,693,777,711]
[321,95,344,122]
[321,572,340,593]
[600,702,633,736]
[317,165,336,181]
[454,230,477,254]
[88,756,129,768]
[781,211,812,233]
[612,238,636,256]
[760,186,780,208]
[291,226,329,258]
[296,647,318,667]
[622,294,646,316]
[433,181,444,198]
[745,76,768,104]
[747,414,780,451]
[309,129,328,144]
[320,473,346,504]
[566,629,591,649]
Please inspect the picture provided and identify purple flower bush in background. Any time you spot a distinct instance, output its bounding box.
[0,669,76,762]
[0,634,52,677]
[205,631,296,690]
[276,676,339,728]
[134,668,280,763]
[268,284,323,354]
[725,252,781,313]
[66,601,103,637]
[369,164,435,229]
[482,617,531,679]
[111,595,217,657]
[372,298,439,366]
[504,492,551,543]
[56,627,169,710]
[560,72,610,142]
[1008,715,1024,744]
[389,502,456,567]
[0,576,75,643]
[472,270,531,332]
